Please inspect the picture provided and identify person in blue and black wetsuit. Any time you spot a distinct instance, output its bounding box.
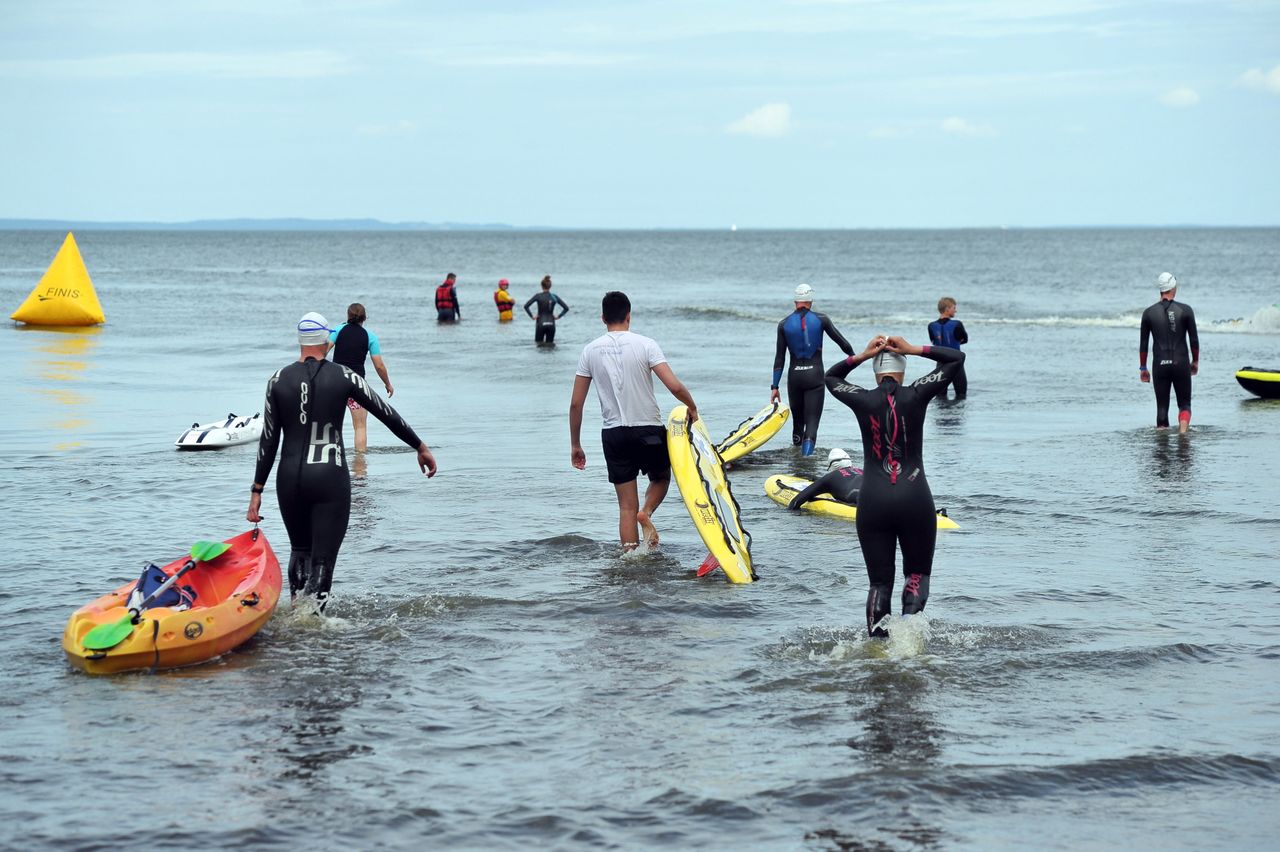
[771,283,854,456]
[927,296,969,399]
[826,335,965,637]
[326,302,395,453]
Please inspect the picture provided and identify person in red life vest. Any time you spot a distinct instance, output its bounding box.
[435,273,460,322]
[494,279,515,322]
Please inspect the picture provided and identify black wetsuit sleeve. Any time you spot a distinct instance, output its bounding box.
[343,368,423,449]
[253,371,283,485]
[789,470,837,509]
[910,346,966,401]
[1139,309,1151,361]
[772,322,787,386]
[822,314,855,356]
[523,295,537,318]
[555,295,570,318]
[1186,306,1199,360]
[824,356,871,405]
[954,321,969,345]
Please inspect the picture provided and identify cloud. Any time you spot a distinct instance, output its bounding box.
[1159,87,1200,108]
[940,117,996,137]
[726,103,792,138]
[0,50,352,79]
[1238,65,1280,94]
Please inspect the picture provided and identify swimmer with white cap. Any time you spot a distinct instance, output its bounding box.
[246,311,438,614]
[823,333,966,637]
[787,447,865,509]
[1140,272,1199,432]
[770,283,855,456]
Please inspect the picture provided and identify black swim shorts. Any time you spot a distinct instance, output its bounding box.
[601,425,670,485]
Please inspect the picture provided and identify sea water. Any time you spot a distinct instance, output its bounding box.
[1,228,1278,849]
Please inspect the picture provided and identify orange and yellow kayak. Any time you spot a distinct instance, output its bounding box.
[62,529,281,674]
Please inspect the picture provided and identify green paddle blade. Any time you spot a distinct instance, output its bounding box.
[190,540,231,562]
[82,615,137,650]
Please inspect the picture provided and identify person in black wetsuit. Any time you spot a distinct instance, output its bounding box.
[771,283,854,456]
[788,447,864,509]
[524,275,569,345]
[1139,272,1199,434]
[435,273,460,322]
[246,312,438,613]
[326,302,395,453]
[826,335,965,637]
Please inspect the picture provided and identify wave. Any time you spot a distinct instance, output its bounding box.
[669,304,1280,334]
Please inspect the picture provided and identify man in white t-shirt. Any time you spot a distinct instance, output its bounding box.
[569,291,700,551]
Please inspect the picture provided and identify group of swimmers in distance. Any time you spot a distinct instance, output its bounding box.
[435,273,571,345]
[249,272,1193,636]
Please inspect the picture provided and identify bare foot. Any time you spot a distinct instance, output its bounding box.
[637,510,660,548]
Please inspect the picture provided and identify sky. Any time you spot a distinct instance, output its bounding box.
[1,0,1277,228]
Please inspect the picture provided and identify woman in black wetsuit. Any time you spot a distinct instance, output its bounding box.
[825,335,964,637]
[247,312,438,613]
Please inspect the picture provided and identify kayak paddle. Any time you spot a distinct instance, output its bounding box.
[81,540,231,651]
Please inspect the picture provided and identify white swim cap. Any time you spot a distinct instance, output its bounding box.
[1157,272,1178,293]
[872,350,907,375]
[827,447,854,469]
[297,312,331,345]
[794,283,814,302]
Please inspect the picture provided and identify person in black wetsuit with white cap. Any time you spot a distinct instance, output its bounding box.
[787,447,864,509]
[826,334,964,637]
[246,311,438,613]
[1139,272,1199,434]
[771,283,854,456]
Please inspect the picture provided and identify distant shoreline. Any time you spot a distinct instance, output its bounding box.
[0,218,1274,232]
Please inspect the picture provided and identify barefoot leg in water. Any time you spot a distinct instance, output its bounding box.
[637,477,670,548]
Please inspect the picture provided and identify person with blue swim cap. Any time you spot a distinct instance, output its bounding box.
[770,283,854,456]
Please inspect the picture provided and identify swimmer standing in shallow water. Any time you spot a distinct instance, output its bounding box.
[825,335,964,637]
[247,312,437,613]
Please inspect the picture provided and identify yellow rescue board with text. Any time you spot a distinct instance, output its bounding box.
[716,402,791,463]
[667,405,755,583]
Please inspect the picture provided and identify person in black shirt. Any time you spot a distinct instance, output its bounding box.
[326,303,395,452]
[1139,272,1199,433]
[247,312,437,613]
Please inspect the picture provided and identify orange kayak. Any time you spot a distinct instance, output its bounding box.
[62,529,281,674]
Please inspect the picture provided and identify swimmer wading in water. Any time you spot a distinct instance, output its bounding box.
[246,312,438,613]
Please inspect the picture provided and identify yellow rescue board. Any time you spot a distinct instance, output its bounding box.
[11,232,105,326]
[667,405,755,583]
[716,402,791,463]
[764,474,960,529]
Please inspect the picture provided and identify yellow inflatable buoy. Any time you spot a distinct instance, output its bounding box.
[11,232,105,326]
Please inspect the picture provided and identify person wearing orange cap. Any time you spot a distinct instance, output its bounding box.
[494,279,515,322]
